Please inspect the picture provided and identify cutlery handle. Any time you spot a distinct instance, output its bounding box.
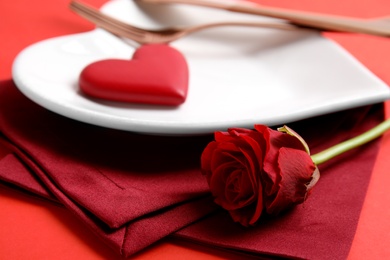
[227,1,390,37]
[140,0,390,37]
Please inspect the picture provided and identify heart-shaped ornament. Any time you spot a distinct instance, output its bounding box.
[79,44,189,106]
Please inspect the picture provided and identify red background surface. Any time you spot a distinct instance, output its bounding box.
[1,0,390,259]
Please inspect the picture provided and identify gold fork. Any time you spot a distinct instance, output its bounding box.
[69,0,302,44]
[139,0,390,38]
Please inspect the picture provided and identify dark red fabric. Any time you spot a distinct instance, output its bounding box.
[0,80,218,257]
[0,79,383,259]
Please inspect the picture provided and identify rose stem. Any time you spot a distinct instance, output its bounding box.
[311,118,390,165]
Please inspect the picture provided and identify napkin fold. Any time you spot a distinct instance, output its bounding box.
[0,79,384,259]
[0,80,219,256]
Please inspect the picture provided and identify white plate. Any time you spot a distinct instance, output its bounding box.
[12,0,390,135]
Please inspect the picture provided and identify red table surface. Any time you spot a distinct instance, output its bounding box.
[1,0,390,259]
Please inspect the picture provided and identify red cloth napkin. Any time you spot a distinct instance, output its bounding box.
[0,80,218,257]
[0,79,383,259]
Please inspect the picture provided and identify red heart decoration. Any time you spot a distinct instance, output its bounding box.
[79,44,189,106]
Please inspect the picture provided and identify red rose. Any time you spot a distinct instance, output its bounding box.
[201,125,319,226]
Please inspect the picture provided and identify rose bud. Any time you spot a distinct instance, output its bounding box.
[201,125,319,227]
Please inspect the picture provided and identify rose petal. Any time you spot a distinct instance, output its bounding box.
[265,147,317,215]
[229,203,259,227]
[210,163,256,210]
[229,207,252,227]
[225,168,255,206]
[200,141,218,174]
[258,126,308,196]
[248,182,264,225]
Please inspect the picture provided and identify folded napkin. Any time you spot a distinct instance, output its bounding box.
[0,80,219,256]
[0,79,383,259]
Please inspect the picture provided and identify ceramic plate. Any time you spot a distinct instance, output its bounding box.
[12,0,390,135]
